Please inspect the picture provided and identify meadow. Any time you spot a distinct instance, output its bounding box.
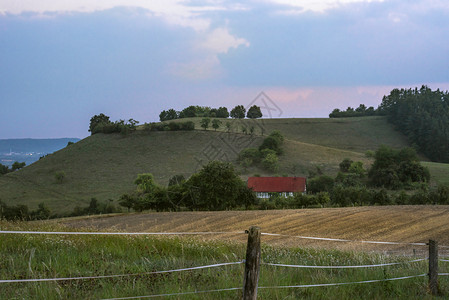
[1,220,446,300]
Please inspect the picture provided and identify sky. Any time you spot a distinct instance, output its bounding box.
[1,0,448,139]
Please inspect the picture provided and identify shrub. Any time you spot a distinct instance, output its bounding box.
[54,171,66,184]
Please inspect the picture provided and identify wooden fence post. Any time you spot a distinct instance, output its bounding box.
[429,239,439,295]
[243,226,261,300]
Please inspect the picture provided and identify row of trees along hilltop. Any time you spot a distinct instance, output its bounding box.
[330,86,449,163]
[159,105,262,121]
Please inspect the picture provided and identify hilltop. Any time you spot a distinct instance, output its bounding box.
[0,116,437,214]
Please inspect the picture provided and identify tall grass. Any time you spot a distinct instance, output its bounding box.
[1,221,447,299]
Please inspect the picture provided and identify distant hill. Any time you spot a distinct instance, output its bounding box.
[0,117,423,214]
[0,138,80,167]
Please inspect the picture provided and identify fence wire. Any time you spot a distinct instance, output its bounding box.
[0,261,244,284]
[262,258,426,269]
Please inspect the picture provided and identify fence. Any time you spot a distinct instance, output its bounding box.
[1,227,448,299]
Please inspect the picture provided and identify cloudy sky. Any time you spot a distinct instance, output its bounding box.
[1,0,448,138]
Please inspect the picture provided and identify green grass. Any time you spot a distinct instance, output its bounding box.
[0,116,437,215]
[422,162,449,187]
[0,221,446,299]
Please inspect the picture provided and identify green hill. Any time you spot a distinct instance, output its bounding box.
[0,117,419,214]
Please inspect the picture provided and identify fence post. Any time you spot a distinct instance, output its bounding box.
[243,226,261,300]
[428,239,439,295]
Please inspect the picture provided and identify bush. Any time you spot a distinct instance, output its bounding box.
[54,171,66,184]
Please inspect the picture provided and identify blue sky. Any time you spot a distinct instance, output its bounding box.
[1,0,448,138]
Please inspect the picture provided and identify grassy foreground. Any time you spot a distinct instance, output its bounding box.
[1,221,447,299]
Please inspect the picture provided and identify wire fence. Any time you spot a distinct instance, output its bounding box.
[1,228,448,298]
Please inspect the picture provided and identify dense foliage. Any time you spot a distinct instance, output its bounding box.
[329,104,378,118]
[89,113,139,135]
[120,161,257,212]
[246,105,263,119]
[378,86,449,162]
[0,161,25,175]
[159,105,230,121]
[238,131,284,172]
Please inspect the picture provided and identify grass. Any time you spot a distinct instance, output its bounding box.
[422,162,449,187]
[1,221,446,299]
[0,116,440,215]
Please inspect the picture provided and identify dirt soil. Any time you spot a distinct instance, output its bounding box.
[60,206,449,255]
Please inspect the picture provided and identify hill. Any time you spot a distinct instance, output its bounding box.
[0,117,415,214]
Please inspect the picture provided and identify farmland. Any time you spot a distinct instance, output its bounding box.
[3,205,449,299]
[61,205,449,253]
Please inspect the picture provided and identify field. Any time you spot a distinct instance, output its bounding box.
[61,206,449,253]
[2,205,449,299]
[0,116,415,215]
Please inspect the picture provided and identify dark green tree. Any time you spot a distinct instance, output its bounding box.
[212,119,222,131]
[246,105,263,119]
[119,194,136,212]
[89,113,111,134]
[230,105,246,119]
[200,118,211,130]
[184,161,256,210]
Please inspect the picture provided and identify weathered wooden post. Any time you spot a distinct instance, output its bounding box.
[428,239,439,295]
[243,226,261,300]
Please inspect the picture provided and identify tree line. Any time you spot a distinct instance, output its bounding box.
[159,105,262,122]
[378,86,449,163]
[329,104,378,118]
[0,161,25,175]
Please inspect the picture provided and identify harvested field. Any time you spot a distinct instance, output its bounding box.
[61,206,449,255]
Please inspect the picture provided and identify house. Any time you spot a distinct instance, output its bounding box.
[247,176,306,199]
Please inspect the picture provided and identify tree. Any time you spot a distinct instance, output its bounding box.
[0,163,9,175]
[212,119,222,131]
[89,113,111,134]
[246,105,263,119]
[339,158,353,173]
[200,118,211,130]
[159,109,178,121]
[11,161,25,171]
[225,121,232,133]
[184,161,256,210]
[368,146,430,189]
[134,173,157,193]
[230,105,246,119]
[307,175,335,194]
[261,151,279,172]
[216,107,229,118]
[119,194,136,212]
[179,106,197,118]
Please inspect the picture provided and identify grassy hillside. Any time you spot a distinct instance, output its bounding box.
[0,117,419,214]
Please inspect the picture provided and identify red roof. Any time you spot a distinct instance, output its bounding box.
[247,177,306,193]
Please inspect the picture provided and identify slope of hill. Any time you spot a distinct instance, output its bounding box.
[0,117,414,214]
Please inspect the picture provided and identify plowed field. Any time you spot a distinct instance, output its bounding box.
[61,206,449,255]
